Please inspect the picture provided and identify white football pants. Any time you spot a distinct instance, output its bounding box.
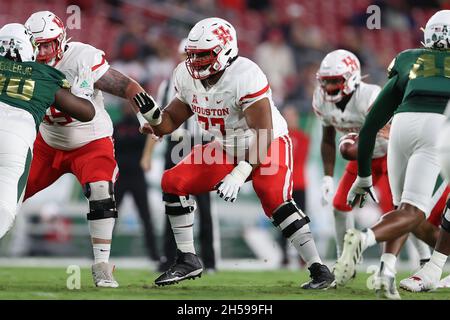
[0,102,36,239]
[388,112,446,216]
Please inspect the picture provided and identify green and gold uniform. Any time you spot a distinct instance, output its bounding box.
[0,56,69,238]
[357,48,450,214]
[0,55,70,127]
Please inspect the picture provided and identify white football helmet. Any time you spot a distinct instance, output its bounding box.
[185,17,238,80]
[316,49,361,103]
[25,11,67,64]
[0,23,37,62]
[423,10,450,49]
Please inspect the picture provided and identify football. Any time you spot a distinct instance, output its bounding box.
[338,133,359,161]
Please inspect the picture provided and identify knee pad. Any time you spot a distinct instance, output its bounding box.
[163,193,197,215]
[271,200,310,238]
[83,181,118,220]
[441,198,450,233]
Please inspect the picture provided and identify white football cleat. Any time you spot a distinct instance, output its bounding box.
[333,229,364,286]
[399,262,441,292]
[438,274,450,288]
[92,262,119,288]
[374,273,401,300]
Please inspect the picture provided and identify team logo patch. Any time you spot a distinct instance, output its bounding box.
[342,56,359,72]
[212,26,233,45]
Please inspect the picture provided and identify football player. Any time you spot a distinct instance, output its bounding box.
[24,11,156,288]
[335,10,450,299]
[313,49,394,259]
[0,23,95,239]
[314,50,435,270]
[139,17,335,289]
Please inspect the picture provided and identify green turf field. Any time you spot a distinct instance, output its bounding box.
[0,267,449,300]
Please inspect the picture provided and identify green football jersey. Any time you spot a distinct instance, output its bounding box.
[0,56,70,126]
[388,48,450,114]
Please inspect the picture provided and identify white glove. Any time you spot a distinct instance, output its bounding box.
[321,175,335,206]
[347,175,379,208]
[71,64,94,99]
[133,92,162,126]
[215,161,253,202]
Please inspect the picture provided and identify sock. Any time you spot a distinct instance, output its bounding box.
[410,234,431,261]
[430,250,448,270]
[362,228,377,250]
[88,218,115,239]
[92,243,111,264]
[88,218,115,264]
[288,224,322,268]
[334,209,352,257]
[380,253,397,277]
[168,212,195,254]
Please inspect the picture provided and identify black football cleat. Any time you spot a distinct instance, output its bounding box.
[154,249,203,286]
[301,263,336,289]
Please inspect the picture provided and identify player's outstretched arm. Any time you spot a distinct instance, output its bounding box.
[54,88,95,122]
[94,68,143,110]
[94,68,156,133]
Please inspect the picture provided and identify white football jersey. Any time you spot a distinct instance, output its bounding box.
[313,82,388,159]
[173,57,288,155]
[39,42,113,150]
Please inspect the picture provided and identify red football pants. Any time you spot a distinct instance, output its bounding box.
[161,135,294,217]
[24,133,118,200]
[333,155,394,213]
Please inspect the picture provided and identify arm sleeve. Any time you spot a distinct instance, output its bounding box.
[90,52,109,81]
[237,64,270,111]
[357,75,403,177]
[77,44,110,82]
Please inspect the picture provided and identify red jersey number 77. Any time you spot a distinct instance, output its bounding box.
[197,115,225,135]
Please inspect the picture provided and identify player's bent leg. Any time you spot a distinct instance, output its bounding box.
[155,144,233,286]
[154,193,203,286]
[332,162,357,257]
[84,181,118,288]
[23,134,62,201]
[271,201,335,289]
[401,199,450,292]
[335,204,426,287]
[0,121,35,238]
[252,135,334,289]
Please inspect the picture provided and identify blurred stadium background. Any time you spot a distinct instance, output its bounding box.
[0,0,448,273]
